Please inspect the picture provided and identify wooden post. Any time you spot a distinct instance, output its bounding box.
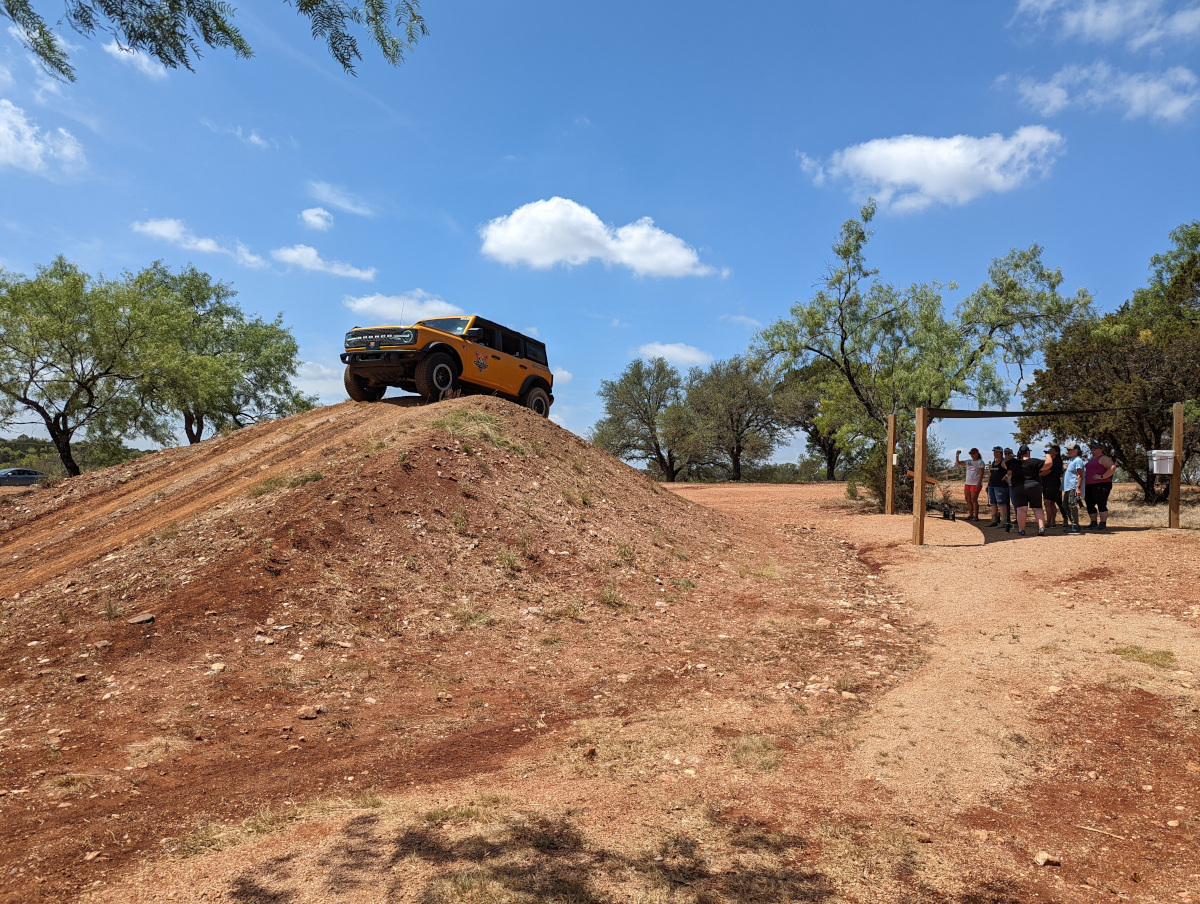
[1170,401,1184,530]
[912,407,928,546]
[885,413,897,516]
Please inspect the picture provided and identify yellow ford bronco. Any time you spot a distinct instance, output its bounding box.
[340,315,554,416]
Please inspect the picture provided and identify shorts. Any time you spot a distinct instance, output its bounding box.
[1085,482,1112,514]
[988,485,1010,508]
[1016,479,1043,509]
[1042,487,1062,503]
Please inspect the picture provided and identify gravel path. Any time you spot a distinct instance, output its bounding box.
[669,483,1200,813]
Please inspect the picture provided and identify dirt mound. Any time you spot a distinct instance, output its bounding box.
[0,399,920,902]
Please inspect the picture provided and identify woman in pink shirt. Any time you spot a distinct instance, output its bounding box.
[1084,441,1117,530]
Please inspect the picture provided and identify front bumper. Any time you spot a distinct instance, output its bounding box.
[340,350,420,366]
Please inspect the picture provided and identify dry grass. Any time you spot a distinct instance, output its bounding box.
[1110,644,1177,669]
[124,736,192,765]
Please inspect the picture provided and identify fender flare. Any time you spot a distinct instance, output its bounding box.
[518,375,553,401]
[423,342,463,374]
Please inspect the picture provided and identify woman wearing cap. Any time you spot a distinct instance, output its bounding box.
[986,446,1010,527]
[1009,445,1047,536]
[1061,443,1086,534]
[1040,444,1064,529]
[955,448,985,521]
[1084,441,1117,530]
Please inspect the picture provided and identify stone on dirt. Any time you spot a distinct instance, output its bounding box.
[297,707,319,720]
[127,613,154,626]
[1034,851,1061,867]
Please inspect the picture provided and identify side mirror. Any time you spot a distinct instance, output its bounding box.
[465,327,485,341]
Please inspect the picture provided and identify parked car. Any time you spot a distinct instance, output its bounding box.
[0,468,47,486]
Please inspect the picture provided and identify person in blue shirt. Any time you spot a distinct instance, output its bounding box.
[1060,442,1087,534]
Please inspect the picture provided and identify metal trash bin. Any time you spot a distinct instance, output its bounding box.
[1149,449,1174,475]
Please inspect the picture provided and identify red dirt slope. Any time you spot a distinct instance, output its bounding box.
[0,398,919,902]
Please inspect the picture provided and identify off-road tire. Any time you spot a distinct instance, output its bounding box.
[520,385,551,417]
[415,352,458,402]
[344,366,385,402]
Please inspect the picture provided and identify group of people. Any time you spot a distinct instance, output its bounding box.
[954,441,1117,536]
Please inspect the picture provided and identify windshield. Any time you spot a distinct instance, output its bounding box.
[418,317,471,336]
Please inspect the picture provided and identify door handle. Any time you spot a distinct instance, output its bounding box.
[519,364,528,369]
[491,355,500,360]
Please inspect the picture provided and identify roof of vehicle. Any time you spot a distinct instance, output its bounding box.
[351,315,546,348]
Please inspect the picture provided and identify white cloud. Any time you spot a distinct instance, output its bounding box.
[554,367,573,385]
[295,361,345,404]
[300,207,334,231]
[234,127,270,149]
[0,99,85,176]
[0,61,13,90]
[102,40,168,79]
[801,126,1065,213]
[132,218,266,268]
[479,197,716,278]
[524,326,540,337]
[342,289,461,322]
[1019,62,1199,120]
[309,181,373,216]
[636,342,713,367]
[1017,0,1200,50]
[272,245,376,281]
[611,318,630,328]
[720,313,762,329]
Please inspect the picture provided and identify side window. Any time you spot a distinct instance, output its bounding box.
[525,340,548,366]
[501,331,522,357]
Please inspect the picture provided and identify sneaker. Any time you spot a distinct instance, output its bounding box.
[1066,526,1081,534]
[1038,527,1046,536]
[1004,521,1012,533]
[1086,523,1099,530]
[1018,529,1026,536]
[1096,523,1106,531]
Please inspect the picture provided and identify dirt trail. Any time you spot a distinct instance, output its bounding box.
[671,483,1200,809]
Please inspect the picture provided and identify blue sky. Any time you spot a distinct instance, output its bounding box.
[3,1,1199,461]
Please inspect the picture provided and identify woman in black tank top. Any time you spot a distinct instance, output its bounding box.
[1014,445,1047,536]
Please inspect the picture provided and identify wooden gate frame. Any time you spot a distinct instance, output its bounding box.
[886,403,1186,545]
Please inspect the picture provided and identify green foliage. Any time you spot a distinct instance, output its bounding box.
[138,264,315,443]
[1019,221,1200,503]
[2,1,427,82]
[682,355,787,481]
[0,258,312,475]
[0,435,146,475]
[760,201,1090,509]
[591,357,692,481]
[0,258,181,476]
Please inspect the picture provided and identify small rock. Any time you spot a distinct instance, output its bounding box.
[1167,820,1180,827]
[915,832,932,844]
[1087,771,1098,780]
[1034,851,1060,867]
[127,613,154,626]
[93,641,111,650]
[83,851,100,862]
[815,618,832,627]
[363,697,377,705]
[316,703,329,714]
[205,610,217,617]
[1047,685,1062,694]
[841,691,857,700]
[973,830,989,841]
[210,662,227,673]
[583,745,597,759]
[436,691,453,703]
[336,641,353,649]
[74,673,87,682]
[616,674,630,683]
[1142,784,1153,792]
[297,707,319,720]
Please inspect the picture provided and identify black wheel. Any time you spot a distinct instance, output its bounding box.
[520,385,551,417]
[415,352,458,402]
[344,366,385,402]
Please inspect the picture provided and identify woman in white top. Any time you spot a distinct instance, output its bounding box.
[955,448,986,521]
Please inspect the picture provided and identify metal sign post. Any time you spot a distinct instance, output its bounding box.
[1170,401,1184,530]
[885,413,897,516]
[912,407,928,546]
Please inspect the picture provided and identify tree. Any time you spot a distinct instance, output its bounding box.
[1018,222,1200,503]
[759,201,1092,509]
[774,360,860,480]
[591,357,692,482]
[137,264,315,443]
[0,258,178,475]
[682,356,787,481]
[2,1,428,81]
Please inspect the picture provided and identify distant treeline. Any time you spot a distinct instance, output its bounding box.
[0,436,148,476]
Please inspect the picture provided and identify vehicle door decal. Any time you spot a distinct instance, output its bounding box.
[473,351,489,373]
